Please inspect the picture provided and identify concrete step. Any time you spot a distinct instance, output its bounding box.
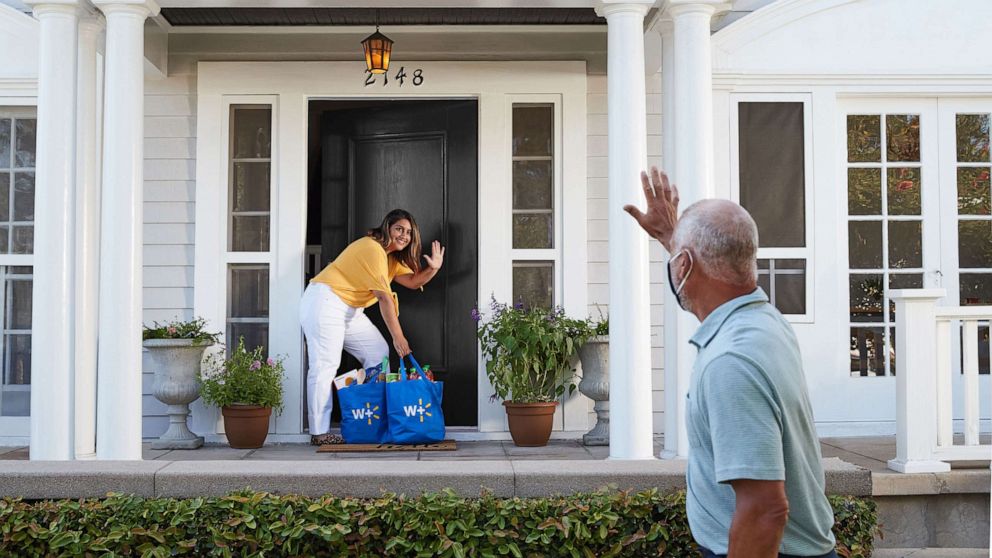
[872,550,989,558]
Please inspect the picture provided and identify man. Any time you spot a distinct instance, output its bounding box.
[624,167,837,558]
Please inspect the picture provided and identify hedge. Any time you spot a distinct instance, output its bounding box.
[0,490,877,558]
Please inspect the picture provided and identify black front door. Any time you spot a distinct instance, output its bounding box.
[318,100,478,427]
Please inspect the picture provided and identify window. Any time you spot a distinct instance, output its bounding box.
[734,99,811,318]
[510,102,559,308]
[846,113,925,377]
[0,112,34,417]
[226,105,272,353]
[954,113,991,374]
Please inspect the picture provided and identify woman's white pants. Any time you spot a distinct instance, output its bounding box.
[299,283,389,435]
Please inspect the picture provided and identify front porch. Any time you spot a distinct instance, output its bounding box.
[0,436,988,552]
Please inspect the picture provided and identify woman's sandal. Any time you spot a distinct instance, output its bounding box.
[310,433,344,446]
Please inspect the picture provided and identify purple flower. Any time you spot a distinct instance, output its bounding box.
[514,302,524,310]
[470,308,481,322]
[266,357,275,366]
[249,360,261,371]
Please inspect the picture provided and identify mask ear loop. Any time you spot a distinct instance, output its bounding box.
[674,250,693,297]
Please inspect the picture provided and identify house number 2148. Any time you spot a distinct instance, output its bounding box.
[364,67,424,87]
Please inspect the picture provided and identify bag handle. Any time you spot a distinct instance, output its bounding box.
[397,354,427,382]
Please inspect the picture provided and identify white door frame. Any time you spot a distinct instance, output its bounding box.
[192,61,588,440]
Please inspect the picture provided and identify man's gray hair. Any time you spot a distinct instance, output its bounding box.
[670,199,759,286]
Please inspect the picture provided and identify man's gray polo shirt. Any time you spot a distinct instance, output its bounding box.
[685,288,835,555]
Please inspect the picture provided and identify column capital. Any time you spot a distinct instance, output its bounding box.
[663,0,732,18]
[92,0,160,18]
[595,1,653,19]
[27,0,82,18]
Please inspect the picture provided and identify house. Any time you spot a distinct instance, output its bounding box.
[0,0,989,461]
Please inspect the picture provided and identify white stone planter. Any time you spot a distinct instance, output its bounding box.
[577,335,609,446]
[143,339,212,449]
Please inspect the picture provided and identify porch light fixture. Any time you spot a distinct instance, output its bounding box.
[361,25,393,74]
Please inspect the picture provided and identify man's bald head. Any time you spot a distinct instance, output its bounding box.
[671,199,759,287]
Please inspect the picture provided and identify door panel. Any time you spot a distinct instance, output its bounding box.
[318,101,478,426]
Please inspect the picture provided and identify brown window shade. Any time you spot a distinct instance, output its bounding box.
[738,102,806,248]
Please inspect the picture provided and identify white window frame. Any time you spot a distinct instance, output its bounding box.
[729,93,815,322]
[0,104,36,441]
[508,95,563,307]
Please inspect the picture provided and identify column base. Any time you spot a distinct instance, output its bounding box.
[887,458,951,473]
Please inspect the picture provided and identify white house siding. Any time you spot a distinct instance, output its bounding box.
[586,72,666,435]
[138,41,671,437]
[141,71,197,438]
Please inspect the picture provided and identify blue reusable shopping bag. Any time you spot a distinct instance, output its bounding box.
[385,355,445,444]
[337,381,388,444]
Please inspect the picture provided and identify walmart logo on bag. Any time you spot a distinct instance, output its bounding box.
[402,398,433,423]
[351,402,381,425]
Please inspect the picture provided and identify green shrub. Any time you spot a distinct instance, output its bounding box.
[0,490,876,557]
[199,337,286,412]
[142,316,220,345]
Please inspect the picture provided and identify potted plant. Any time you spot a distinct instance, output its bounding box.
[142,317,220,450]
[475,298,590,447]
[199,337,286,449]
[577,314,609,446]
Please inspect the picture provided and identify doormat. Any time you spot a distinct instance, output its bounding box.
[316,440,457,453]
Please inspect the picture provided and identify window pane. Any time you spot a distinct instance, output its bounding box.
[512,262,553,309]
[232,162,271,212]
[958,167,991,215]
[850,326,885,376]
[757,272,770,295]
[231,107,271,159]
[960,273,992,305]
[14,119,35,168]
[775,272,806,315]
[512,214,552,249]
[0,173,8,222]
[0,119,9,169]
[847,115,881,163]
[738,102,805,247]
[886,167,921,215]
[512,160,552,210]
[886,114,920,162]
[848,168,881,215]
[5,335,30,385]
[231,216,270,252]
[888,221,922,269]
[229,265,269,318]
[849,221,882,268]
[0,227,8,254]
[11,226,32,254]
[8,278,31,330]
[850,274,883,322]
[13,172,33,221]
[956,114,991,163]
[228,322,269,356]
[512,105,552,157]
[958,221,992,268]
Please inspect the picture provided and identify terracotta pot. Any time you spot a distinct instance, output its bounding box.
[221,405,271,449]
[503,401,558,447]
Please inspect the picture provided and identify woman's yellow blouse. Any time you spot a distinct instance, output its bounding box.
[310,236,414,315]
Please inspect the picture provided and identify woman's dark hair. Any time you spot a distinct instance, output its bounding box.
[368,209,422,273]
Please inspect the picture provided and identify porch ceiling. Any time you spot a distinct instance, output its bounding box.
[160,7,606,26]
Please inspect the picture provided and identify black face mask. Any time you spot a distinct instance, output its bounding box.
[667,249,693,312]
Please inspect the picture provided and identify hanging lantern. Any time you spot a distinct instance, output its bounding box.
[361,27,393,75]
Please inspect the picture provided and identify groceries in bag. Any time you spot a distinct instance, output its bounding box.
[332,368,365,391]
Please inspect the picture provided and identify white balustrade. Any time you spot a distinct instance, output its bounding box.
[889,289,992,473]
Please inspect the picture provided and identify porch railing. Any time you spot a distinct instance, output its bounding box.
[888,289,991,473]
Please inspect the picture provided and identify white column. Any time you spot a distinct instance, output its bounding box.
[888,289,950,473]
[27,0,80,461]
[74,15,104,460]
[600,0,655,460]
[94,0,158,460]
[662,0,722,459]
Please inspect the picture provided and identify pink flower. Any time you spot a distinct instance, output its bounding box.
[266,357,275,366]
[897,180,914,191]
[249,360,261,371]
[167,326,178,335]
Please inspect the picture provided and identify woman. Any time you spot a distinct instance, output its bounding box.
[300,209,445,445]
